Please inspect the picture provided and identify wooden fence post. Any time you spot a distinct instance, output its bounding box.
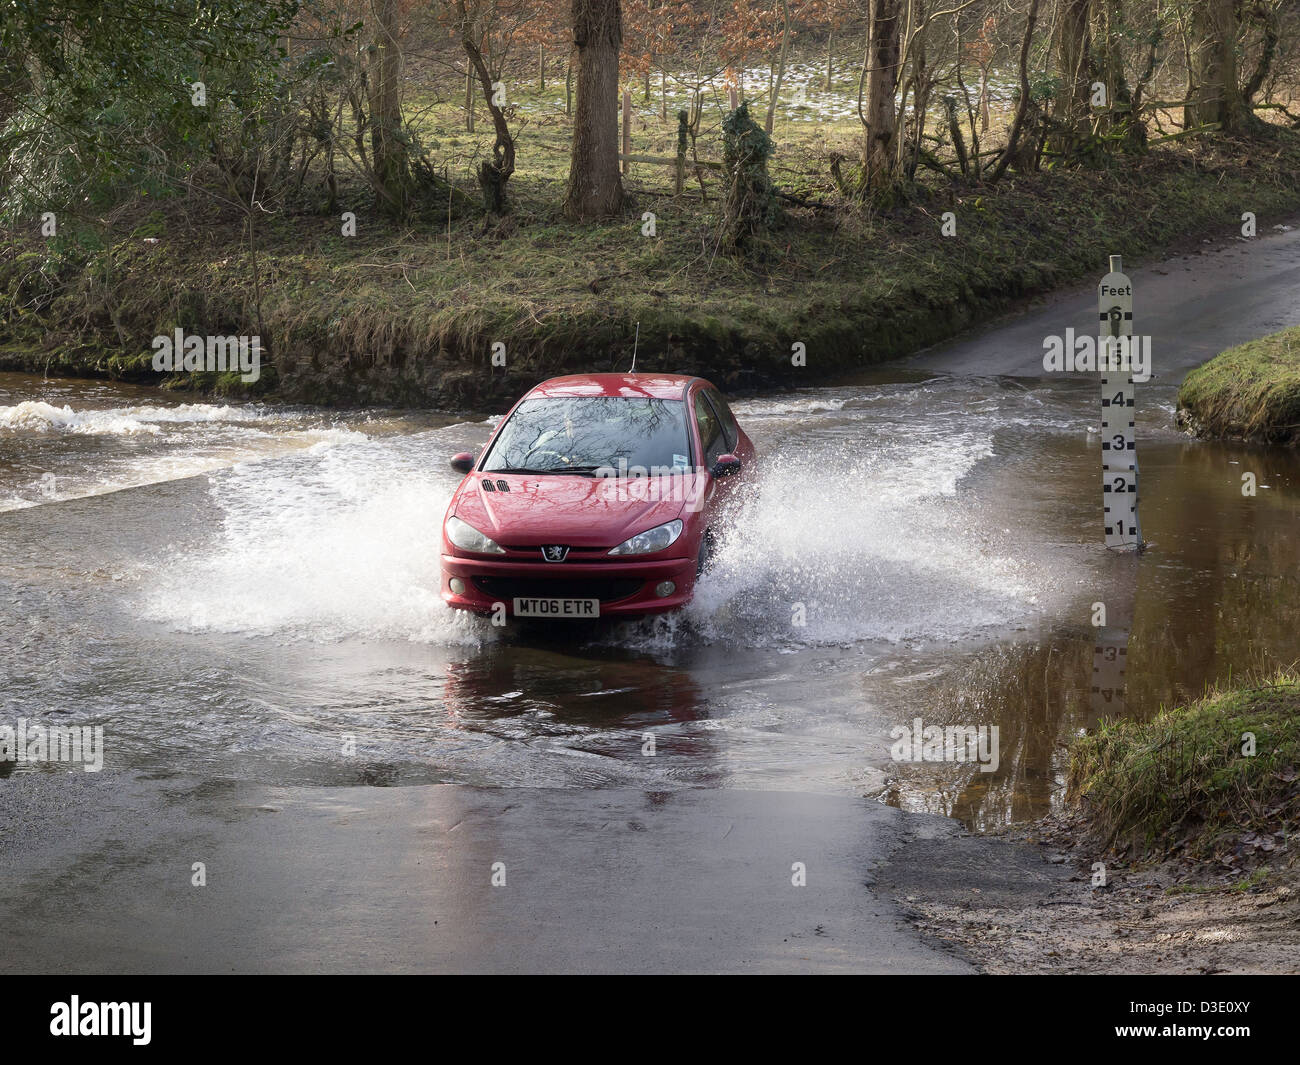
[622,89,632,175]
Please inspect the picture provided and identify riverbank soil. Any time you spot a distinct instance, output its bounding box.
[884,819,1300,975]
[5,126,1300,409]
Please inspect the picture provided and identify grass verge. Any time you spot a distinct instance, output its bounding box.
[1178,326,1300,444]
[5,122,1300,409]
[1068,675,1300,859]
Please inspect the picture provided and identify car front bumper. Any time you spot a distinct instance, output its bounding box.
[440,553,696,617]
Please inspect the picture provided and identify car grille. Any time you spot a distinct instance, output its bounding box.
[471,576,644,603]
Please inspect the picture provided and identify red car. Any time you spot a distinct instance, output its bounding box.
[440,373,755,619]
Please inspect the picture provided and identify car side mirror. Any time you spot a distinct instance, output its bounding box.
[711,454,741,478]
[450,452,475,475]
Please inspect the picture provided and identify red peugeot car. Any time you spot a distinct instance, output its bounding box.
[440,373,755,619]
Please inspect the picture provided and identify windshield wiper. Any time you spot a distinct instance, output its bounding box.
[489,465,604,476]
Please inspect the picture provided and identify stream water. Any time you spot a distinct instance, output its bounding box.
[3,236,1299,828]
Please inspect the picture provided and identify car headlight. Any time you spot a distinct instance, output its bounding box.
[445,515,506,554]
[608,519,683,556]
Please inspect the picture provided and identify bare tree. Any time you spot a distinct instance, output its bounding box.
[765,0,791,135]
[564,0,625,220]
[1185,0,1265,132]
[456,1,518,213]
[990,0,1041,181]
[1242,0,1284,108]
[860,0,903,196]
[1050,0,1093,152]
[367,0,414,218]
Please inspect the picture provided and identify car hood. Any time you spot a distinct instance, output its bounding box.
[452,473,697,548]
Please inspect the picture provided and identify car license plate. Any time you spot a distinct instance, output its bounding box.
[513,597,600,618]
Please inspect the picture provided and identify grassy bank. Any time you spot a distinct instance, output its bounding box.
[1178,326,1300,444]
[6,115,1300,408]
[1068,676,1300,860]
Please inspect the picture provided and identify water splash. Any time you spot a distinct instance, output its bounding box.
[0,400,272,435]
[138,380,1063,650]
[138,428,493,645]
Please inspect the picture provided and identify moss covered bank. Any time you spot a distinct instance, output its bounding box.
[1179,326,1300,444]
[1068,676,1300,860]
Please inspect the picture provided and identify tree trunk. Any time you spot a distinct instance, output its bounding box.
[1242,0,1281,105]
[1185,0,1262,132]
[1050,0,1092,151]
[825,31,834,92]
[1095,0,1135,138]
[945,95,969,176]
[990,0,1040,181]
[367,0,412,218]
[861,0,902,195]
[621,88,631,175]
[978,65,990,131]
[765,0,791,135]
[539,42,546,91]
[564,0,625,220]
[462,5,516,213]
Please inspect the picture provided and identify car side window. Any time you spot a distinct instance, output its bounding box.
[705,389,737,451]
[694,392,726,467]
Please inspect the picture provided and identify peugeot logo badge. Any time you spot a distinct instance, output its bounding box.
[541,545,569,562]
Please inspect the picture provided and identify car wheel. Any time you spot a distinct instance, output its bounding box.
[696,530,715,578]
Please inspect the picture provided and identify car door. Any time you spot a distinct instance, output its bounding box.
[692,388,736,526]
[702,387,753,466]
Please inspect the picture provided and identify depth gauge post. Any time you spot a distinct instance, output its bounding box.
[1098,255,1143,551]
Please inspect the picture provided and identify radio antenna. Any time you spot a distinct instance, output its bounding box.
[631,321,640,372]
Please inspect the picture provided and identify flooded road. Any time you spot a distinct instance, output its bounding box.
[3,232,1300,833]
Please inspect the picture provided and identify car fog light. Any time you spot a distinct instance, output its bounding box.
[449,577,466,595]
[654,581,676,598]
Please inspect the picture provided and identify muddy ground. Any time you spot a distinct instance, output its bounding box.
[882,814,1300,974]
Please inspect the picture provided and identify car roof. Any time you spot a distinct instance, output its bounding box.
[525,373,696,400]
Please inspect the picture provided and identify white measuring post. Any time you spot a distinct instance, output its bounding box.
[1098,255,1142,550]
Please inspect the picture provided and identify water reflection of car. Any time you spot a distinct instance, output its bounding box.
[441,373,755,619]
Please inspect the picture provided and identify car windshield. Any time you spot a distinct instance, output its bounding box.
[482,396,693,475]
